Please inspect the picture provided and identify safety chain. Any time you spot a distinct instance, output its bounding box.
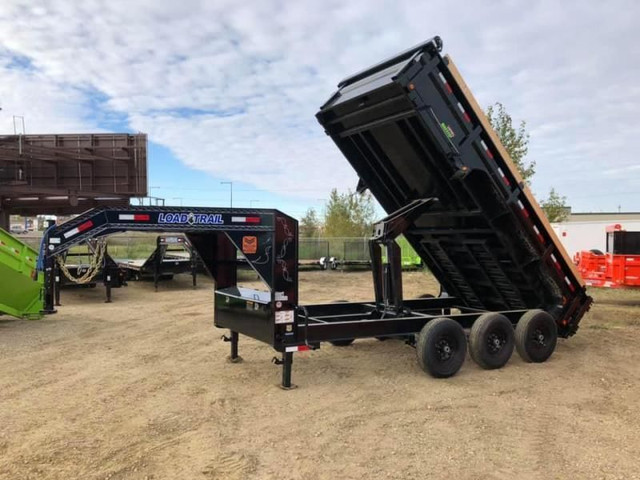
[55,239,107,284]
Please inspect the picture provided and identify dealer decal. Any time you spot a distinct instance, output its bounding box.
[242,236,258,254]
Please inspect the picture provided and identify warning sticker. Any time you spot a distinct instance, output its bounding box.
[275,310,294,324]
[242,236,258,254]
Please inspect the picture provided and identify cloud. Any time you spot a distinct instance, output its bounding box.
[0,0,639,209]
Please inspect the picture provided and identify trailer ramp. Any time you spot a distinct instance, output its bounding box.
[0,228,43,319]
[317,36,592,337]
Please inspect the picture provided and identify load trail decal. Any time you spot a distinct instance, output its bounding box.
[158,212,224,225]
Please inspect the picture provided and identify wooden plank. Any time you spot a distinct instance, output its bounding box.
[444,55,585,287]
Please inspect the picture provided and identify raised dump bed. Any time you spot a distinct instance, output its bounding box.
[0,227,43,319]
[316,36,591,338]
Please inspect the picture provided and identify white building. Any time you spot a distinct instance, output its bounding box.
[552,212,640,258]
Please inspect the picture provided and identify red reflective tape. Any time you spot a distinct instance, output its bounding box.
[463,112,471,122]
[522,209,530,218]
[134,214,150,221]
[245,217,261,223]
[78,220,93,232]
[298,345,310,352]
[444,83,452,94]
[486,149,494,159]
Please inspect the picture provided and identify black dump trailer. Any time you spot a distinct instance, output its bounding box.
[40,37,592,388]
[314,37,592,376]
[117,235,199,290]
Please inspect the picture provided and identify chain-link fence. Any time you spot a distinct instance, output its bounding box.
[17,231,423,268]
[342,239,370,262]
[299,239,330,260]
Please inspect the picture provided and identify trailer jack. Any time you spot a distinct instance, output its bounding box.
[272,352,296,390]
[221,331,242,363]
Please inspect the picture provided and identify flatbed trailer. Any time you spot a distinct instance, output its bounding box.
[332,239,372,270]
[40,37,592,388]
[298,238,329,270]
[117,234,198,290]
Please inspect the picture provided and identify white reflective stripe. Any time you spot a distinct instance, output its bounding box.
[119,214,135,220]
[231,216,246,223]
[49,237,61,244]
[63,227,80,238]
[285,345,310,352]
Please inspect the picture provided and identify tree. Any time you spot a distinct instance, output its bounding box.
[541,188,570,222]
[486,102,535,183]
[300,207,321,237]
[323,189,375,237]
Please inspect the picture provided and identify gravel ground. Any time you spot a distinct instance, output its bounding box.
[1,271,639,480]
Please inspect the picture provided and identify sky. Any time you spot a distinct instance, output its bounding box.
[0,0,639,217]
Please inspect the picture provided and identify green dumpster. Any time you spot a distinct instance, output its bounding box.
[0,227,43,319]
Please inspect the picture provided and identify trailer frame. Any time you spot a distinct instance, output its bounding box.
[40,203,571,388]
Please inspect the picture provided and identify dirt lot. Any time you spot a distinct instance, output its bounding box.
[1,270,640,480]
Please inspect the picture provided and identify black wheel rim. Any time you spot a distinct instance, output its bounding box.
[435,335,457,362]
[486,327,508,355]
[530,325,550,350]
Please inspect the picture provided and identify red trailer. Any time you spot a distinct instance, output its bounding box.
[574,224,640,288]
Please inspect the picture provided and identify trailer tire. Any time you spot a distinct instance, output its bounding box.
[589,249,604,255]
[515,310,558,363]
[416,318,466,378]
[469,313,514,370]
